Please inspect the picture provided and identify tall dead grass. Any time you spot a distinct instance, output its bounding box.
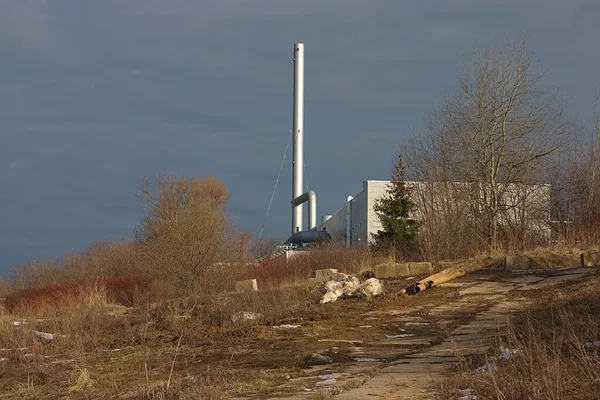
[440,279,600,399]
[5,275,150,312]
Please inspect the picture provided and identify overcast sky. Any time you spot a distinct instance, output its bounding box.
[1,0,599,275]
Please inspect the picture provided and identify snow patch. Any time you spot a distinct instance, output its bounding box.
[385,333,415,338]
[405,322,429,326]
[231,311,263,323]
[315,378,337,387]
[315,372,350,387]
[320,274,383,304]
[354,357,381,362]
[359,278,383,297]
[457,388,478,399]
[273,324,301,329]
[475,363,498,373]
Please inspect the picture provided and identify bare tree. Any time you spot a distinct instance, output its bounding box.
[248,236,282,262]
[561,90,600,242]
[425,33,572,250]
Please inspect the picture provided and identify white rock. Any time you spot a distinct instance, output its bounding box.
[34,331,55,343]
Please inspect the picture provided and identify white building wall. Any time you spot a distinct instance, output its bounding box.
[319,180,552,247]
[350,185,368,245]
[319,204,347,243]
[366,181,389,244]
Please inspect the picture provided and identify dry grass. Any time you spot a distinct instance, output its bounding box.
[244,243,381,289]
[5,275,150,311]
[6,229,600,399]
[439,277,600,400]
[0,276,327,399]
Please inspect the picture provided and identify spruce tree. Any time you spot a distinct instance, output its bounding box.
[371,155,419,256]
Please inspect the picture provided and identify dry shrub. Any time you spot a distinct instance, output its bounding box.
[4,275,150,312]
[8,259,62,291]
[141,365,284,400]
[0,285,119,359]
[133,282,322,336]
[0,279,11,298]
[0,311,43,359]
[136,175,244,296]
[8,240,145,291]
[440,280,600,399]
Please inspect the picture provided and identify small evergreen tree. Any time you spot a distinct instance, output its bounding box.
[371,155,419,257]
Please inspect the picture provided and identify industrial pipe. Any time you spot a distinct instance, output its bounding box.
[292,190,317,230]
[403,258,500,295]
[346,196,353,246]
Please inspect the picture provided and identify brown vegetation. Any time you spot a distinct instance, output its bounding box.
[243,243,379,288]
[4,275,150,312]
[439,275,600,399]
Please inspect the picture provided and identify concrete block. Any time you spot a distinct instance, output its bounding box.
[314,269,338,282]
[583,251,600,267]
[407,262,433,275]
[505,255,531,269]
[373,264,410,279]
[235,279,258,293]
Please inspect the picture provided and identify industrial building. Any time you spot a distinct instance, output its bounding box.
[318,180,552,247]
[280,42,550,250]
[318,180,389,246]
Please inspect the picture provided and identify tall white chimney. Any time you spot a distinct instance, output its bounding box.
[292,43,305,234]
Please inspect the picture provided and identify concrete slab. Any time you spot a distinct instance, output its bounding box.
[505,275,545,284]
[505,255,531,269]
[333,362,451,400]
[583,251,600,267]
[436,282,478,288]
[407,262,433,275]
[373,264,410,278]
[314,269,339,282]
[235,279,258,293]
[458,281,514,295]
[364,309,413,317]
[374,337,433,346]
[516,274,586,290]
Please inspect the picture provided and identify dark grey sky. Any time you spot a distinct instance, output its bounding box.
[1,0,599,275]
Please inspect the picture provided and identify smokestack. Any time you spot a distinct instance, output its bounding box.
[292,43,305,234]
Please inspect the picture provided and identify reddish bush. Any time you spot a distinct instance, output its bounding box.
[4,275,151,312]
[245,255,314,286]
[243,244,373,287]
[101,275,151,306]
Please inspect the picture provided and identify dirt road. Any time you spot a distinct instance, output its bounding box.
[261,266,597,399]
